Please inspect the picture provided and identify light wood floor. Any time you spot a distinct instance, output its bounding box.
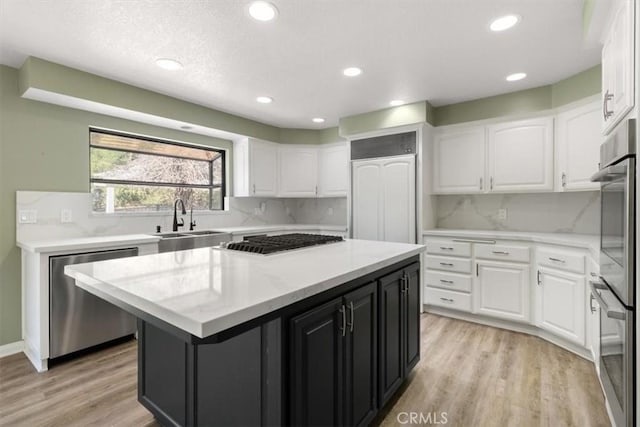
[0,314,610,427]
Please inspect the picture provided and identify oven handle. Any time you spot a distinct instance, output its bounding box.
[589,281,626,320]
[589,164,627,182]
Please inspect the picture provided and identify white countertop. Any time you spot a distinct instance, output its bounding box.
[16,234,162,253]
[65,239,424,338]
[423,229,599,257]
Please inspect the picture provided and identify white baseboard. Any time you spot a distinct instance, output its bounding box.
[0,340,24,358]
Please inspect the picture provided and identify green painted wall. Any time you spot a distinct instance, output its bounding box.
[20,57,282,142]
[433,65,602,126]
[0,65,233,345]
[339,101,432,136]
[551,65,602,107]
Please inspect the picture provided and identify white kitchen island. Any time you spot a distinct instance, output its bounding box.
[65,238,425,427]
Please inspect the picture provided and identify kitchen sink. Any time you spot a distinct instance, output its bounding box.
[155,230,231,253]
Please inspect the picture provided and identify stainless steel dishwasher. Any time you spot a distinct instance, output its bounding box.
[49,247,138,359]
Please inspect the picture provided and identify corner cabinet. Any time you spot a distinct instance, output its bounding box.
[602,0,635,134]
[487,117,554,192]
[233,138,278,197]
[278,146,318,197]
[378,262,420,407]
[474,260,530,323]
[432,127,486,194]
[555,102,602,191]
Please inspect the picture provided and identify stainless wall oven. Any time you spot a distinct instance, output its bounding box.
[590,119,635,427]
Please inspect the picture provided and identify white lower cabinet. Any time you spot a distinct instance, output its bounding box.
[474,260,530,323]
[536,267,586,346]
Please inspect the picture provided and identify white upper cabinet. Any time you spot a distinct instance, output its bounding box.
[318,142,348,197]
[555,102,602,191]
[602,0,635,134]
[487,117,554,192]
[432,127,486,194]
[278,146,319,197]
[233,138,278,197]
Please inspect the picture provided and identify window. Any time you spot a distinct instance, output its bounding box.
[90,129,225,213]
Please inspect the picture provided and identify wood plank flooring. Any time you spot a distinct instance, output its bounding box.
[0,314,610,426]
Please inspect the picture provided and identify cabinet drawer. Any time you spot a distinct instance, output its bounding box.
[475,244,530,263]
[537,248,585,274]
[425,287,471,312]
[425,240,471,257]
[425,255,472,274]
[424,270,471,293]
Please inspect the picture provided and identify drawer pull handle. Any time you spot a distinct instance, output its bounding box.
[440,279,454,284]
[549,257,565,263]
[440,297,454,303]
[440,262,454,267]
[492,251,510,255]
[440,247,454,250]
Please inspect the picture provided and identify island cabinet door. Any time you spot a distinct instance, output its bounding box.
[378,268,405,407]
[344,282,378,427]
[290,297,345,426]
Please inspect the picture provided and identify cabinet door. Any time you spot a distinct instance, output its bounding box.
[602,0,635,134]
[474,260,530,323]
[403,263,421,373]
[432,127,486,194]
[537,268,586,346]
[381,156,416,244]
[378,269,405,407]
[556,102,602,191]
[488,117,554,192]
[290,298,345,426]
[318,143,348,197]
[278,146,318,197]
[249,140,277,196]
[352,160,381,241]
[344,282,378,427]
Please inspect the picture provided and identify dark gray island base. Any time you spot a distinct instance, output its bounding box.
[137,255,421,427]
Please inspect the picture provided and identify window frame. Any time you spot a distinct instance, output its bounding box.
[89,128,226,212]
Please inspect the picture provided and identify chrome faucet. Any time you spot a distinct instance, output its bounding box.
[172,199,187,232]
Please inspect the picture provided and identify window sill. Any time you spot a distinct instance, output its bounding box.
[89,209,231,218]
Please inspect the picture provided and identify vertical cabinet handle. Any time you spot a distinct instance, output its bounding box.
[561,172,567,188]
[476,263,479,277]
[348,302,354,333]
[589,294,597,314]
[604,90,614,119]
[537,270,542,286]
[315,186,318,195]
[479,177,483,190]
[252,184,256,195]
[490,177,493,190]
[339,305,346,337]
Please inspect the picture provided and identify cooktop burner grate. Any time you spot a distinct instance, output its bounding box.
[226,233,343,255]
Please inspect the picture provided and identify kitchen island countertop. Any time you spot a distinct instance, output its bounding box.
[65,239,424,338]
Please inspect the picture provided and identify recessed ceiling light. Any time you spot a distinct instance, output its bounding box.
[343,67,362,77]
[155,58,183,71]
[490,14,520,32]
[312,118,325,123]
[248,1,278,21]
[390,100,405,107]
[506,72,527,82]
[256,96,273,104]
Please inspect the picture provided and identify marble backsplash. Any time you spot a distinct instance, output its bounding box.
[16,191,347,242]
[436,192,600,235]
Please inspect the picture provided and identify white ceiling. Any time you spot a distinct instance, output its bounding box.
[0,0,601,129]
